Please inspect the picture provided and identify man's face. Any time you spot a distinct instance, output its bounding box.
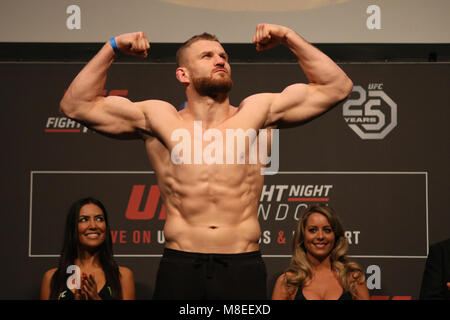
[183,40,233,97]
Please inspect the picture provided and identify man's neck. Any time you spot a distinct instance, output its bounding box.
[183,93,232,127]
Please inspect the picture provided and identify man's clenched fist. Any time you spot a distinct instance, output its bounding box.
[113,32,150,58]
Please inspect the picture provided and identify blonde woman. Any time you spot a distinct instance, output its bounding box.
[272,205,370,300]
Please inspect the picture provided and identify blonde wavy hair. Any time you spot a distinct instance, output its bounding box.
[285,205,365,298]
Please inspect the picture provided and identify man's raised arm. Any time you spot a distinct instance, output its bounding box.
[60,32,154,138]
[252,24,353,127]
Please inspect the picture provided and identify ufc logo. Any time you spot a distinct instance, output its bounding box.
[371,296,411,300]
[102,89,128,97]
[125,185,166,220]
[63,89,128,97]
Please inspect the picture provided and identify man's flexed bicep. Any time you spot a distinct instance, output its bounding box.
[60,31,152,138]
[265,82,346,127]
[253,23,353,127]
[62,93,153,137]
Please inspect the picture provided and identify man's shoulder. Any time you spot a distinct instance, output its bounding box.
[138,99,181,121]
[240,92,275,106]
[236,93,276,117]
[139,99,177,111]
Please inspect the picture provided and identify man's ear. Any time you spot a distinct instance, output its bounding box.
[176,67,190,85]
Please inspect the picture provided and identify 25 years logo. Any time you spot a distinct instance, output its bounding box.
[343,84,397,140]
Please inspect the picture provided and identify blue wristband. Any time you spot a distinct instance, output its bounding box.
[110,37,120,55]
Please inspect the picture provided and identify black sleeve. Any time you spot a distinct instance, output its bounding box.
[419,241,449,300]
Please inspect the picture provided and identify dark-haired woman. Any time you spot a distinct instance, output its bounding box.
[272,205,369,300]
[40,197,135,300]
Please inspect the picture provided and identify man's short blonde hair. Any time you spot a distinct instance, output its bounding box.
[176,33,220,67]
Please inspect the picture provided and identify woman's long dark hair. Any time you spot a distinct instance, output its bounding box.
[49,197,122,299]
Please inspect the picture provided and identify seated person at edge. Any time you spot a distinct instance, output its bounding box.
[272,205,370,300]
[419,238,450,300]
[40,197,135,300]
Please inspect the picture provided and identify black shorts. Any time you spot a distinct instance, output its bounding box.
[153,248,267,300]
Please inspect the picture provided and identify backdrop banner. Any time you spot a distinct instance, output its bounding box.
[0,61,448,299]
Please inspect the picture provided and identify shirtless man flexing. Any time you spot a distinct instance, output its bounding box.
[60,23,353,299]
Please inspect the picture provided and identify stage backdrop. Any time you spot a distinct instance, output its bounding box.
[0,61,449,299]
